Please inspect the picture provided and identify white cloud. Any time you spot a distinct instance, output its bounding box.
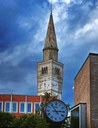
[19,22,32,30]
[0,44,33,66]
[48,0,71,4]
[32,15,49,53]
[74,0,82,4]
[72,86,74,89]
[38,1,98,60]
[61,0,71,4]
[48,0,82,4]
[73,6,98,46]
[48,0,58,3]
[53,3,68,23]
[75,19,98,39]
[25,73,37,86]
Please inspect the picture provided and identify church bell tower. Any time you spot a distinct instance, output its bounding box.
[37,11,63,99]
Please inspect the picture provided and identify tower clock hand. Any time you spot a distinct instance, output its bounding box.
[56,110,65,112]
[51,104,58,114]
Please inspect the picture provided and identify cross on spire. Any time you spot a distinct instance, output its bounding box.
[50,0,53,14]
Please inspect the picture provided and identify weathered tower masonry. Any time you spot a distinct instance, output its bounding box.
[37,12,63,99]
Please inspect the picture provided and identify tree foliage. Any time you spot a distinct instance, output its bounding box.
[0,112,49,128]
[13,114,48,128]
[43,92,50,102]
[0,112,15,128]
[12,114,49,128]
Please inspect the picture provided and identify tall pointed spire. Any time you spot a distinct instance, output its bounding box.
[43,11,59,61]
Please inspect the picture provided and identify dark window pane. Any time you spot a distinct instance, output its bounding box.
[5,102,10,112]
[20,103,25,113]
[12,103,17,112]
[0,102,2,112]
[27,103,31,113]
[35,103,39,110]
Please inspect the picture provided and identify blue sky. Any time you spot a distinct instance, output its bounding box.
[0,0,98,106]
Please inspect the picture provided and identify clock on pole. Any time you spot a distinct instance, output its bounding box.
[44,99,68,128]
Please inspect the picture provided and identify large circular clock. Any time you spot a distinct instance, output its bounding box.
[44,99,68,123]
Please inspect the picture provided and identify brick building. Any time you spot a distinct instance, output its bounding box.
[0,94,44,117]
[74,53,98,128]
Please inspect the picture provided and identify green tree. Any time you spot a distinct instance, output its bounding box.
[12,114,49,128]
[43,92,50,102]
[40,92,51,115]
[0,112,15,128]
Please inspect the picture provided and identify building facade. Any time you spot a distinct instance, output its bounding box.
[74,53,98,128]
[37,12,63,99]
[0,94,43,117]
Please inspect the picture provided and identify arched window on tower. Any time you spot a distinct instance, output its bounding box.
[42,67,48,75]
[55,67,60,75]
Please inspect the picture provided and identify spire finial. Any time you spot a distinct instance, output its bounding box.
[50,0,53,14]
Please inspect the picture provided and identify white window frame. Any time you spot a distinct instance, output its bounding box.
[19,102,26,113]
[0,101,3,112]
[71,103,86,128]
[11,102,18,113]
[34,102,40,114]
[4,102,11,113]
[27,102,32,113]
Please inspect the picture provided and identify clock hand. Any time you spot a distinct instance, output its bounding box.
[51,104,58,114]
[55,110,65,112]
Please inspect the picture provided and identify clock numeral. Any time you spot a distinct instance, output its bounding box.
[61,107,64,109]
[55,117,57,120]
[47,113,50,116]
[48,105,51,108]
[59,104,61,106]
[59,117,61,120]
[51,103,54,106]
[47,109,50,112]
[62,110,65,112]
[51,116,53,119]
[55,102,57,105]
[61,114,64,117]
[60,111,65,113]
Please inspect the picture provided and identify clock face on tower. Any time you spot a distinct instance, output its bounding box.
[40,81,51,90]
[52,81,58,91]
[45,99,68,123]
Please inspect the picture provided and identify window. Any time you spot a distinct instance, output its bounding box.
[42,68,44,74]
[42,67,48,75]
[71,107,79,128]
[34,103,40,114]
[12,102,18,113]
[71,104,86,128]
[5,102,11,112]
[55,67,60,75]
[0,102,3,112]
[35,103,39,110]
[20,102,25,113]
[27,103,32,113]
